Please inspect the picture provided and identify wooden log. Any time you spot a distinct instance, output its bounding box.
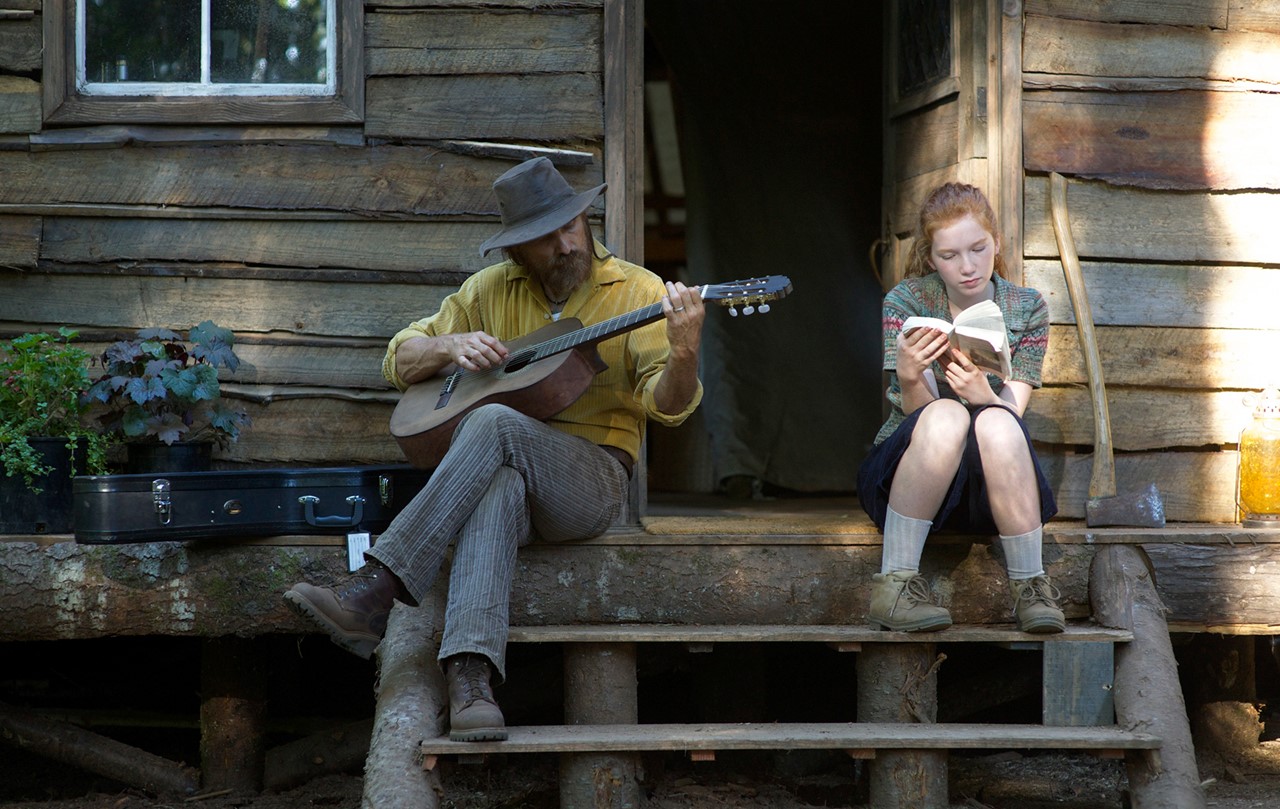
[560,642,641,809]
[1024,0,1226,27]
[0,146,603,215]
[0,14,40,72]
[366,9,600,76]
[1025,89,1280,191]
[1024,175,1280,266]
[362,583,447,809]
[199,636,268,793]
[1089,545,1205,809]
[0,700,200,795]
[264,718,372,792]
[365,75,603,142]
[0,75,38,134]
[857,643,948,808]
[0,214,39,268]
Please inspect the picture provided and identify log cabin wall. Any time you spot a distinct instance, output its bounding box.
[0,0,614,469]
[1018,0,1280,523]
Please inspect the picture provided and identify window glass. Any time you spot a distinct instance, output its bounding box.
[80,0,330,93]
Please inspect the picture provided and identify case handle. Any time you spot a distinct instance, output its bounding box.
[298,494,365,528]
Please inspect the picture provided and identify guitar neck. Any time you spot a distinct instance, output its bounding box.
[531,285,709,360]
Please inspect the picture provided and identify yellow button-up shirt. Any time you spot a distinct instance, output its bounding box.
[382,242,702,463]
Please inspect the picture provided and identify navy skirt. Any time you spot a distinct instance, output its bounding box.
[857,401,1058,533]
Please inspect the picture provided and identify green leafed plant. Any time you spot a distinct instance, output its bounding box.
[84,321,252,449]
[0,327,110,491]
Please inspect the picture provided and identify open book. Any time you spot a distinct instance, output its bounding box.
[901,299,1012,380]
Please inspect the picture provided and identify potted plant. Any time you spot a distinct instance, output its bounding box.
[84,320,252,473]
[0,327,110,533]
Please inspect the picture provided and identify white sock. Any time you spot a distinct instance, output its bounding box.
[1001,526,1045,580]
[881,506,933,574]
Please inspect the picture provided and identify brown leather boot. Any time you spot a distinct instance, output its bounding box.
[283,563,411,659]
[445,653,507,742]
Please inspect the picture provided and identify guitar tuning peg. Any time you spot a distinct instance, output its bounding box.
[742,304,755,315]
[727,306,739,317]
[758,303,771,313]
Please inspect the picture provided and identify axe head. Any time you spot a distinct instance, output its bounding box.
[1086,481,1166,528]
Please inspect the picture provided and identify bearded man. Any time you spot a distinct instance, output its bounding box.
[284,157,705,741]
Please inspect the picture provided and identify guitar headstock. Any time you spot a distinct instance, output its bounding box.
[701,275,793,316]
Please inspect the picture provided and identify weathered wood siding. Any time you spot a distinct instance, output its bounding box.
[1022,0,1280,522]
[0,0,607,466]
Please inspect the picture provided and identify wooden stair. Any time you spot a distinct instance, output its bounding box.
[419,622,1160,805]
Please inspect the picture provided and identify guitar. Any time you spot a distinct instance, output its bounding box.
[389,275,793,469]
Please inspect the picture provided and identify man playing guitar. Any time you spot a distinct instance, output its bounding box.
[284,157,705,742]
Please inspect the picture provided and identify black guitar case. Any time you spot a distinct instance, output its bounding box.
[72,464,429,544]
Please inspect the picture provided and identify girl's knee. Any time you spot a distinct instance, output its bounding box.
[915,399,970,441]
[973,407,1029,453]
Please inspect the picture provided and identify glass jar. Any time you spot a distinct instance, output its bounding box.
[1239,387,1280,526]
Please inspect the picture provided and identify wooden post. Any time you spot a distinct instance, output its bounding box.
[561,642,642,809]
[857,642,948,809]
[200,636,267,793]
[362,581,448,809]
[1090,545,1206,809]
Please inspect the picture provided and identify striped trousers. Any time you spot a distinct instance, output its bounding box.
[366,403,630,680]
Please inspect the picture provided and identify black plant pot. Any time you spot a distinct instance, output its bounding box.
[124,441,214,474]
[0,436,88,534]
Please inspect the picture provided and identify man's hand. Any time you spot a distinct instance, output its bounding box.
[395,332,508,385]
[654,281,705,415]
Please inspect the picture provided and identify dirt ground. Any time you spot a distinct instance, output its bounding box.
[3,745,1280,809]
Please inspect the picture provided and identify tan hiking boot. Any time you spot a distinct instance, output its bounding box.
[868,570,952,632]
[283,563,410,659]
[1009,576,1066,634]
[445,654,508,742]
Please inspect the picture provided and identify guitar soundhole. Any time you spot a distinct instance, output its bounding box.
[504,350,536,374]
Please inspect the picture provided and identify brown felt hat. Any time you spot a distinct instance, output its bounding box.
[478,157,606,256]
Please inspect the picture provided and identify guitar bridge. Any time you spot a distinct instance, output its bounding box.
[434,372,459,411]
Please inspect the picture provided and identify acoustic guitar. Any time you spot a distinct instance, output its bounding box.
[389,275,793,469]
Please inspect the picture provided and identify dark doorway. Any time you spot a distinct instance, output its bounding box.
[644,1,886,497]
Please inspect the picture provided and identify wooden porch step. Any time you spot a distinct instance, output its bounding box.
[507,623,1132,646]
[418,721,1161,758]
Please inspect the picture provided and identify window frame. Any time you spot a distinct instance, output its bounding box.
[43,0,363,125]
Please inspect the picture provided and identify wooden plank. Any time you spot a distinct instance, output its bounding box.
[508,624,1133,644]
[892,100,960,183]
[0,214,38,267]
[1024,89,1280,191]
[0,272,451,337]
[998,0,1024,282]
[218,397,402,465]
[1042,641,1115,726]
[0,146,601,216]
[1226,0,1280,34]
[1024,174,1280,265]
[365,75,603,142]
[1146,542,1280,629]
[365,9,600,76]
[39,218,497,274]
[1027,260,1280,330]
[1041,449,1237,523]
[417,722,1162,755]
[1028,387,1248,450]
[0,75,38,134]
[1024,13,1280,83]
[0,14,41,72]
[373,0,601,7]
[1042,324,1280,389]
[29,126,365,149]
[1023,0,1228,28]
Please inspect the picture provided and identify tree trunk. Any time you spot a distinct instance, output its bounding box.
[1089,545,1206,809]
[856,642,948,809]
[361,581,447,809]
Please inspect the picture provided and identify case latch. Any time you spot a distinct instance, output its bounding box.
[379,474,392,505]
[152,478,172,526]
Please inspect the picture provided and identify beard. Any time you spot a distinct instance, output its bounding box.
[528,244,592,293]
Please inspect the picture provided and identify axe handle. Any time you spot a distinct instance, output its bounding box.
[1048,172,1117,500]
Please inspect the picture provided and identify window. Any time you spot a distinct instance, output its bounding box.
[44,0,362,124]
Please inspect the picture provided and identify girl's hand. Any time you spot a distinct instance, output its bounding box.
[942,347,998,404]
[895,327,951,383]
